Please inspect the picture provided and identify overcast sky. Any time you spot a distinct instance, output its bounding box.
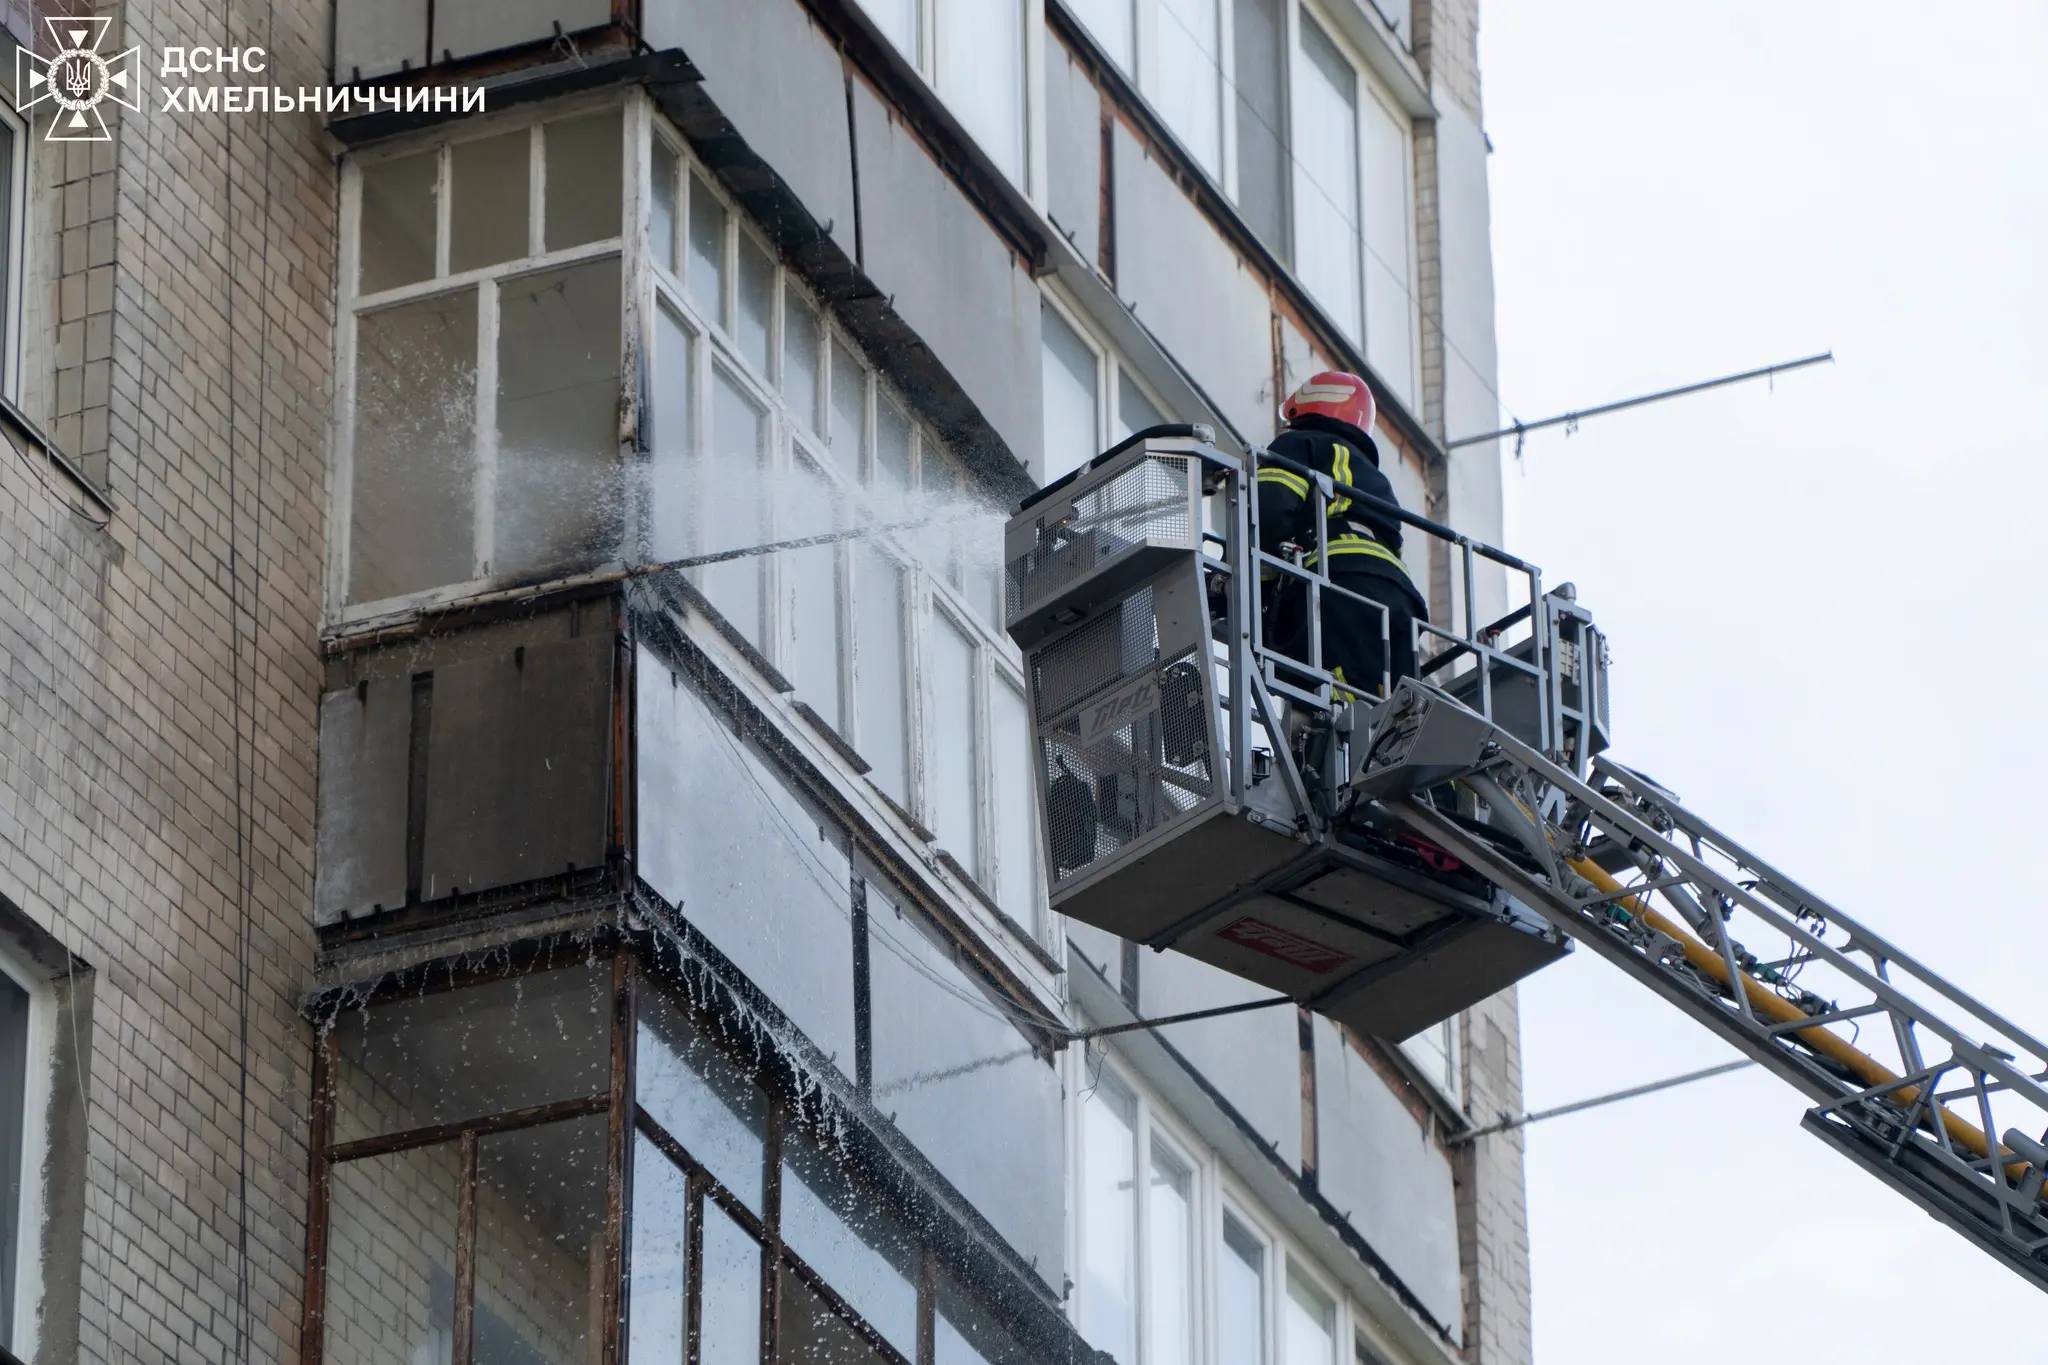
[1479,1,2048,1355]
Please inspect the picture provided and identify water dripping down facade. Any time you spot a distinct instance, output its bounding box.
[0,2,1525,1363]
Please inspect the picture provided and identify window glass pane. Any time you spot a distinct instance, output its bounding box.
[1293,16,1361,340]
[736,232,774,377]
[349,290,478,602]
[783,293,822,432]
[0,125,14,346]
[688,173,729,326]
[627,1135,689,1360]
[1399,1020,1457,1100]
[929,611,978,871]
[854,547,907,801]
[780,1139,919,1357]
[703,367,767,643]
[1040,302,1098,482]
[450,130,530,273]
[331,962,610,1143]
[1158,0,1223,176]
[1148,1143,1195,1365]
[788,455,844,731]
[703,1200,762,1365]
[637,986,768,1213]
[543,109,623,251]
[1080,1073,1137,1360]
[324,1145,460,1365]
[1360,86,1416,404]
[874,395,911,498]
[1069,0,1134,70]
[473,1115,609,1365]
[651,138,679,276]
[494,256,623,579]
[1116,372,1165,441]
[358,150,437,294]
[828,340,866,471]
[646,303,695,563]
[939,0,1025,182]
[1221,1217,1266,1365]
[1284,1268,1337,1365]
[991,678,1037,927]
[1234,0,1291,257]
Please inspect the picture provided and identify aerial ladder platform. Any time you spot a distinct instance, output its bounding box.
[1003,427,2048,1291]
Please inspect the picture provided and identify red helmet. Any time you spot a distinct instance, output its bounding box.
[1281,371,1376,436]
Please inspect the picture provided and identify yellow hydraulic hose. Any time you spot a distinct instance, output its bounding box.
[1566,854,2030,1182]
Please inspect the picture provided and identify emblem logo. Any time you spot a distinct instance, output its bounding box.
[16,17,143,143]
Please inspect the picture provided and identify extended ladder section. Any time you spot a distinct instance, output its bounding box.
[1005,429,2048,1290]
[1369,685,2048,1291]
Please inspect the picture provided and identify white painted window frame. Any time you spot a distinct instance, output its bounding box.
[1041,283,1173,453]
[331,88,632,619]
[1070,1042,1426,1365]
[884,0,1047,200]
[648,102,1044,937]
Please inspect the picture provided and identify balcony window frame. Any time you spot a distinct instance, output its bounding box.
[648,109,1044,939]
[1069,1043,1411,1365]
[332,90,633,620]
[305,942,1050,1365]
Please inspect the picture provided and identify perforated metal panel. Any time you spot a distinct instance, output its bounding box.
[1005,454,1199,647]
[1031,575,1218,886]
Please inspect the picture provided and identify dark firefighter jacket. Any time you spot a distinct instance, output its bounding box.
[1256,415,1427,615]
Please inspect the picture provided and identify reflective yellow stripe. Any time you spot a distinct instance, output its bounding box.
[1307,533,1414,581]
[1256,467,1310,498]
[1330,444,1352,517]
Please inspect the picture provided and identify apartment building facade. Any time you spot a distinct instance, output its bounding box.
[0,1,1526,1363]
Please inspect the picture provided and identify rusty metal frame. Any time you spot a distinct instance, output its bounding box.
[303,922,1062,1365]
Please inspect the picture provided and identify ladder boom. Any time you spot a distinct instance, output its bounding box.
[1371,683,2048,1289]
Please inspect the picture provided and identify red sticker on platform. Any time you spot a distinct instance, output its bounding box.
[1215,917,1351,974]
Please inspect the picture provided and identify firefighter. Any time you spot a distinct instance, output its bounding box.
[1257,371,1428,703]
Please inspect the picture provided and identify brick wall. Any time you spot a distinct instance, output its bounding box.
[0,0,334,1358]
[1456,992,1533,1365]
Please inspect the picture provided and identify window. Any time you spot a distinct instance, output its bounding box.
[1075,1061,1202,1365]
[928,607,981,871]
[1071,1049,1402,1365]
[859,0,1029,185]
[1358,82,1417,404]
[1288,10,1420,403]
[342,107,626,608]
[1220,1216,1266,1365]
[322,951,1040,1365]
[1079,1071,1138,1359]
[1072,0,1230,182]
[1399,1016,1463,1107]
[1284,1266,1338,1365]
[1146,1141,1196,1365]
[0,951,38,1357]
[1040,301,1100,483]
[1291,15,1360,342]
[646,121,1044,938]
[1156,0,1225,176]
[0,106,26,399]
[1040,295,1171,482]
